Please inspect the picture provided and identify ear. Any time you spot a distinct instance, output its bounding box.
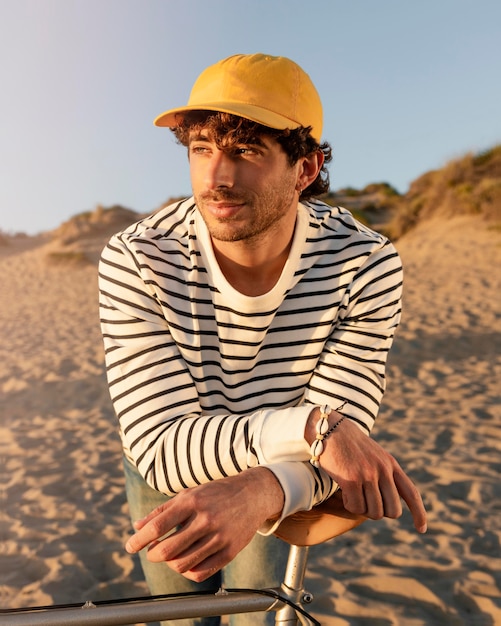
[295,150,325,193]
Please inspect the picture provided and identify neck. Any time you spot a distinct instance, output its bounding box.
[212,218,296,297]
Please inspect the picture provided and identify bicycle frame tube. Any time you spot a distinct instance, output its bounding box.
[0,592,282,626]
[1,546,313,626]
[276,545,311,624]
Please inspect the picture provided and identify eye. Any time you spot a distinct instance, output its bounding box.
[190,144,210,155]
[233,145,258,156]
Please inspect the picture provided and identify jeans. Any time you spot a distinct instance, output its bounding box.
[123,457,289,626]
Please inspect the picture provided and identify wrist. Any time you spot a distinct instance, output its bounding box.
[305,403,348,467]
[305,406,321,446]
[245,466,285,521]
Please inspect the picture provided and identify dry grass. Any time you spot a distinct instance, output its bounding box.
[52,204,140,245]
[388,145,501,238]
[45,250,91,266]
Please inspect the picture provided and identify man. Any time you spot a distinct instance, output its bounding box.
[99,53,426,625]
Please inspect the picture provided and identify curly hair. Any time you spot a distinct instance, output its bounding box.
[171,111,332,200]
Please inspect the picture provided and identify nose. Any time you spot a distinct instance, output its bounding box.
[204,150,235,190]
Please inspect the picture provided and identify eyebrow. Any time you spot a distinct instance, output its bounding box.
[188,132,211,143]
[188,131,268,148]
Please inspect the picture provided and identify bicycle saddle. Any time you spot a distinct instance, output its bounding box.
[274,490,366,546]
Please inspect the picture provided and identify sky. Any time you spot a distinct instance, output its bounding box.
[1,0,500,235]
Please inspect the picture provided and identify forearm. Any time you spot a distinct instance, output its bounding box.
[118,401,314,496]
[242,466,285,523]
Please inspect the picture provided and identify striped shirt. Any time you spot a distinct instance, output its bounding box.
[99,197,403,529]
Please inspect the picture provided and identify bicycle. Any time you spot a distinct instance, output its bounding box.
[1,492,366,625]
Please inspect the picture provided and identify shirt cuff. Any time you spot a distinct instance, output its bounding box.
[256,405,312,465]
[257,461,319,535]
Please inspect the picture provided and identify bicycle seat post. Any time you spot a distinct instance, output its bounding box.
[274,544,310,624]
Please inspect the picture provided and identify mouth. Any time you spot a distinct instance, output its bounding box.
[204,199,245,219]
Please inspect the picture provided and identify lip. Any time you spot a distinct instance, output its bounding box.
[205,201,244,219]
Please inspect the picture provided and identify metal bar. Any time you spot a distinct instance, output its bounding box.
[0,591,283,626]
[275,545,310,624]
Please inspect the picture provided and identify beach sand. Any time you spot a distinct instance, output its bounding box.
[1,215,500,625]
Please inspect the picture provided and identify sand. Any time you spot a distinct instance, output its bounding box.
[1,215,500,625]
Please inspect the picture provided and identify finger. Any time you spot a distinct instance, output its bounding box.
[362,481,385,520]
[132,502,169,531]
[394,471,427,533]
[147,533,229,584]
[185,553,228,583]
[179,540,236,583]
[125,506,186,554]
[145,517,209,565]
[341,481,367,516]
[149,534,219,572]
[377,474,403,520]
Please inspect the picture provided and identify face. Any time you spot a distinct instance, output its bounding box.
[189,129,300,245]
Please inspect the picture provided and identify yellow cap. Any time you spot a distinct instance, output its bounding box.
[154,53,323,142]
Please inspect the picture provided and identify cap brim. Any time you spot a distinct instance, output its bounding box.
[274,491,366,546]
[154,102,303,134]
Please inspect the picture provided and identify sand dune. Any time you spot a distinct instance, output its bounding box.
[1,215,500,625]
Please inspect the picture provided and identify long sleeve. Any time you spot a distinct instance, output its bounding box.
[304,238,403,430]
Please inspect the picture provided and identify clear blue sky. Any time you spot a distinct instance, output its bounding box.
[1,0,500,234]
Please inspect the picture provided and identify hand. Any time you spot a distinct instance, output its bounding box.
[306,410,427,533]
[125,467,284,582]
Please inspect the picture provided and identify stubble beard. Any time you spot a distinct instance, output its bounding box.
[196,177,297,244]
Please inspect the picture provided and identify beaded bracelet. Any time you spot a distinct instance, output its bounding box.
[309,401,347,468]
